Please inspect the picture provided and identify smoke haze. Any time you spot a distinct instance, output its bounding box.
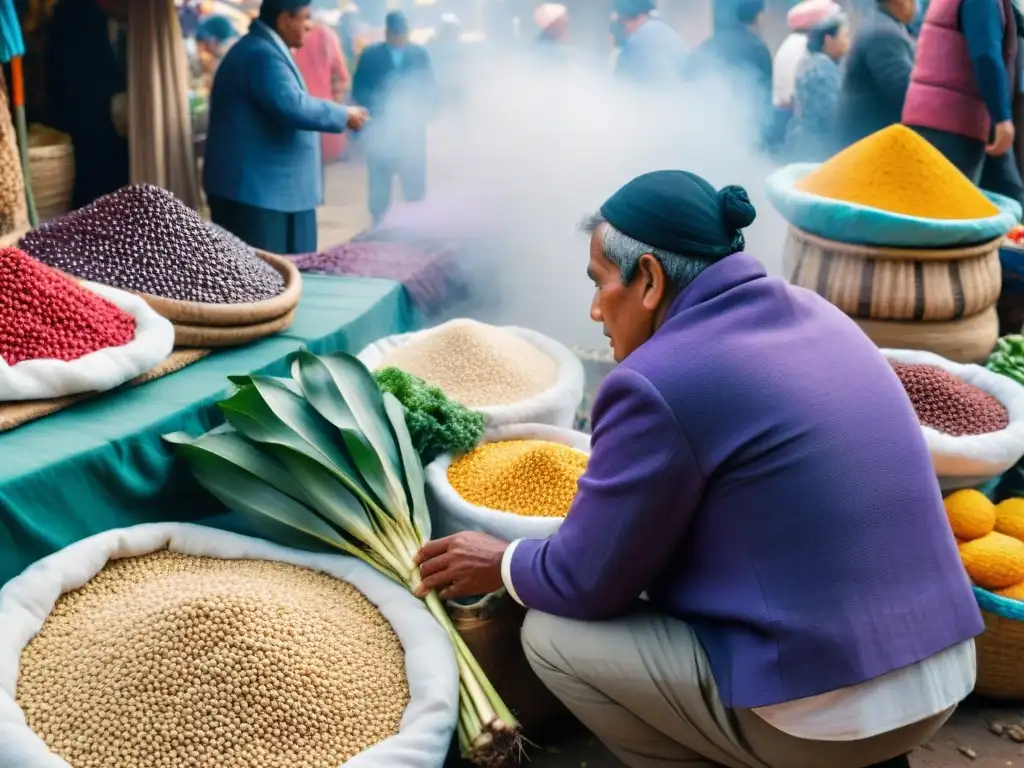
[403,50,789,348]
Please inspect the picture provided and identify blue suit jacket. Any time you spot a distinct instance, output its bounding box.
[203,21,349,213]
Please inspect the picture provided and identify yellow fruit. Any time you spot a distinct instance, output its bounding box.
[996,582,1024,601]
[959,532,1024,590]
[944,489,996,541]
[995,498,1024,542]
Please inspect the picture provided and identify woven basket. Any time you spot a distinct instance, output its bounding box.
[173,307,297,348]
[27,125,73,223]
[853,306,999,364]
[134,250,302,327]
[973,587,1024,699]
[448,591,570,739]
[785,227,1002,322]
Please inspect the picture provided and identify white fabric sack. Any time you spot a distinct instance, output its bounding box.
[426,423,591,541]
[0,282,175,402]
[358,323,585,429]
[883,349,1024,488]
[0,523,458,768]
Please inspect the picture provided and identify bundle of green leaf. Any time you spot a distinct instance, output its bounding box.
[163,351,519,765]
[988,335,1024,386]
[373,366,486,465]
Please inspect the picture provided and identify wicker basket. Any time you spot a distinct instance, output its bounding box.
[173,308,297,348]
[973,587,1024,699]
[853,306,999,364]
[785,227,1002,322]
[27,124,73,223]
[133,250,302,327]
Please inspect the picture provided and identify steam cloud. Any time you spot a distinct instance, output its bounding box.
[392,48,789,349]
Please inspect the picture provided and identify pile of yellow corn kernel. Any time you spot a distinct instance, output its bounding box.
[448,439,588,518]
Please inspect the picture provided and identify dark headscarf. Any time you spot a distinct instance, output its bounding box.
[613,0,656,19]
[600,171,756,259]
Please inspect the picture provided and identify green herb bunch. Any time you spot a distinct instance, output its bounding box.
[988,335,1024,386]
[373,366,486,465]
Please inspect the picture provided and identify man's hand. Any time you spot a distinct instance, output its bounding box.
[346,106,370,131]
[413,532,509,600]
[987,120,1015,156]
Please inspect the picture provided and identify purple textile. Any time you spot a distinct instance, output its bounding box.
[509,253,983,709]
[286,241,467,314]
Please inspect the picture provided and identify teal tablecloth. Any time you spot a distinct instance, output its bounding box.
[0,275,416,585]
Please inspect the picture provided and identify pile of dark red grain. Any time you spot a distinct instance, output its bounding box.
[891,362,1009,436]
[0,247,136,365]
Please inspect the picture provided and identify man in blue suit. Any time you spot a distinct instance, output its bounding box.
[203,0,369,254]
[352,11,438,224]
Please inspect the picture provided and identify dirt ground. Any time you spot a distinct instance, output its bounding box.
[517,703,1024,767]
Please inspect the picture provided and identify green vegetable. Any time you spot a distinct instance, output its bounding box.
[164,350,519,765]
[373,366,486,465]
[988,335,1024,386]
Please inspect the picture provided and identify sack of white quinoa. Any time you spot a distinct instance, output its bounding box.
[357,319,585,429]
[425,423,591,541]
[0,523,458,768]
[883,348,1024,490]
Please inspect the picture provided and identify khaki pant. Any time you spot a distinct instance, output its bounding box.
[521,610,954,768]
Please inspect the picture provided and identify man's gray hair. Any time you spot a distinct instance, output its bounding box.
[580,213,713,292]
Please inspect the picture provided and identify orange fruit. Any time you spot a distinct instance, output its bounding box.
[959,532,1024,590]
[944,489,996,541]
[995,498,1024,542]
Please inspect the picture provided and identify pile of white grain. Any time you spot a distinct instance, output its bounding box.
[16,550,409,768]
[379,319,558,408]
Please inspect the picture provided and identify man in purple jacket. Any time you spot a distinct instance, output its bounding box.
[415,171,982,768]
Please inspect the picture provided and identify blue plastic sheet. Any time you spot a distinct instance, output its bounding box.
[765,163,1022,248]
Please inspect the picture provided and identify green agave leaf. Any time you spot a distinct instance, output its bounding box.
[292,351,409,520]
[175,439,362,557]
[267,444,388,554]
[291,351,393,511]
[382,392,430,542]
[220,381,360,483]
[228,374,302,395]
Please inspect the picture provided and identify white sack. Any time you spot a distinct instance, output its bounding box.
[0,523,458,768]
[358,323,585,429]
[426,423,591,541]
[883,349,1024,487]
[0,282,175,402]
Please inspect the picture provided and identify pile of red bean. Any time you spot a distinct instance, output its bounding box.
[891,362,1009,436]
[0,247,136,365]
[19,185,285,304]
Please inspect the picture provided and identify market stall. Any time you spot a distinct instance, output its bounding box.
[0,273,414,585]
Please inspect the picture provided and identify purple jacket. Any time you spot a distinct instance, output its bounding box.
[508,253,983,709]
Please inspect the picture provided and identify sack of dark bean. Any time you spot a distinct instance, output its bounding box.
[18,185,286,305]
[884,349,1024,491]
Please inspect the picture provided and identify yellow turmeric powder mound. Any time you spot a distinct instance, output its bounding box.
[958,532,1024,590]
[795,125,999,220]
[995,498,1024,542]
[448,439,588,518]
[995,582,1024,601]
[944,489,997,541]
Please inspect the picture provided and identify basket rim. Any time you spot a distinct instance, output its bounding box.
[789,225,1002,261]
[974,585,1024,620]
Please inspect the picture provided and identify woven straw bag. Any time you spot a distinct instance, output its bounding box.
[973,587,1024,699]
[27,124,74,222]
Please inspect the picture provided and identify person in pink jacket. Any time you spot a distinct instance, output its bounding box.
[294,20,351,164]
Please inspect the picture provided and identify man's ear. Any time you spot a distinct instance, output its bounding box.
[636,253,666,311]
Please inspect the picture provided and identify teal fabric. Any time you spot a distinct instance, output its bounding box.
[765,163,1022,247]
[0,276,416,586]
